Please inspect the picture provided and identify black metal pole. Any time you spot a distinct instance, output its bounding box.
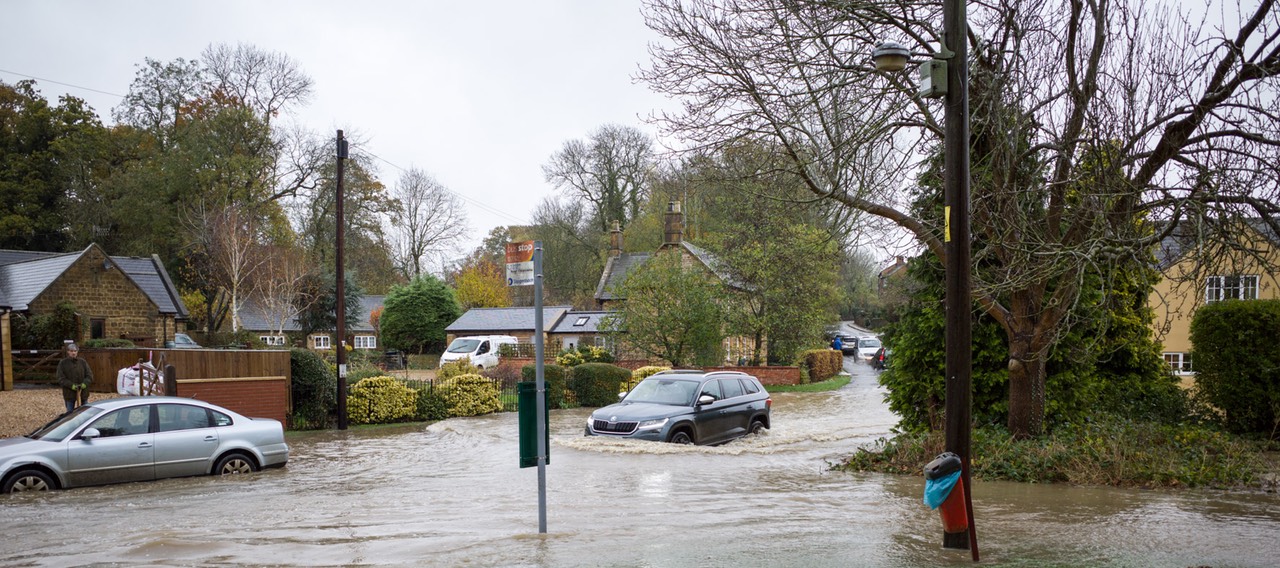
[335,130,349,430]
[942,0,977,559]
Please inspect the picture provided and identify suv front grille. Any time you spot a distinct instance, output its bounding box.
[593,419,638,434]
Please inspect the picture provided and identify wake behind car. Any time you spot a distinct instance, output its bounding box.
[1,396,288,494]
[585,370,771,446]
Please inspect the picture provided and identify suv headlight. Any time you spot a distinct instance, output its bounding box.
[636,418,669,431]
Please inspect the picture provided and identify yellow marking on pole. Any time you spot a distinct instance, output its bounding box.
[945,206,952,242]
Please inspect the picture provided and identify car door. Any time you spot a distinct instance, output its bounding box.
[154,403,220,479]
[692,379,729,444]
[66,405,155,487]
[715,378,751,438]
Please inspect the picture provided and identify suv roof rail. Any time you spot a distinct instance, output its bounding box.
[704,370,752,378]
[654,368,704,375]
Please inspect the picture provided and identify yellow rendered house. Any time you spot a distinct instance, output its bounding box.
[1148,219,1280,377]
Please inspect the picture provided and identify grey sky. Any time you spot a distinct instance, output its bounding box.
[2,0,673,262]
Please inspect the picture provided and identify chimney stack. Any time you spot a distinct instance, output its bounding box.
[663,201,684,246]
[609,221,623,257]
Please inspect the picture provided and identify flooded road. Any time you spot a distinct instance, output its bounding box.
[2,361,1277,567]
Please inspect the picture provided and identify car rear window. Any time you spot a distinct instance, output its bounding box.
[720,378,745,398]
[743,379,760,395]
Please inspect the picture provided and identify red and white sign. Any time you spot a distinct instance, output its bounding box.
[505,241,535,286]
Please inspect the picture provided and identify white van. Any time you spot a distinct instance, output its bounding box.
[439,335,519,369]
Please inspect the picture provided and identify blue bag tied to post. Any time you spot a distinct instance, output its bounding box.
[923,470,962,509]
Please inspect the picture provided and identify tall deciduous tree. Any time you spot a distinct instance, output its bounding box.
[543,123,656,233]
[388,167,468,279]
[602,252,726,367]
[453,259,511,309]
[641,0,1280,437]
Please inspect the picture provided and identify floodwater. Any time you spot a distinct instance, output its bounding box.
[2,361,1277,567]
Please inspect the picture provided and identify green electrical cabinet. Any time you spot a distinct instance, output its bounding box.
[517,381,550,468]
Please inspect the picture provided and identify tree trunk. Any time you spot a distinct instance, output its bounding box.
[1006,342,1047,439]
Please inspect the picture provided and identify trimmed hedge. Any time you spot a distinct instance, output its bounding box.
[522,364,571,408]
[290,348,336,429]
[1191,299,1280,435]
[571,363,632,407]
[798,349,843,383]
[347,376,418,425]
[436,373,504,417]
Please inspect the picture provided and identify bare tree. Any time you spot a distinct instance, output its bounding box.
[189,200,268,333]
[251,243,319,338]
[543,124,657,233]
[201,43,313,129]
[641,0,1280,437]
[388,167,469,279]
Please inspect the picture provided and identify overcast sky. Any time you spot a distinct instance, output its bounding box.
[2,0,676,262]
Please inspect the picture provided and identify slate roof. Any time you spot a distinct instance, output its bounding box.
[237,295,383,334]
[0,245,188,317]
[593,241,753,303]
[446,306,572,334]
[549,310,612,334]
[1153,218,1280,270]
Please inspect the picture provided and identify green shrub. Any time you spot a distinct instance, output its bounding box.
[83,338,135,349]
[10,301,79,349]
[624,365,671,392]
[522,364,571,408]
[556,350,585,367]
[435,373,504,417]
[290,348,336,429]
[439,359,482,379]
[570,363,632,407]
[1191,299,1280,435]
[415,385,450,421]
[798,349,842,382]
[347,376,418,425]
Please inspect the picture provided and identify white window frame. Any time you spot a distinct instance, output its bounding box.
[1205,275,1259,303]
[1163,352,1193,375]
[354,335,377,349]
[313,335,331,349]
[259,335,286,346]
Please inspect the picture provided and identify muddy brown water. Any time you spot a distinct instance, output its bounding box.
[2,361,1276,567]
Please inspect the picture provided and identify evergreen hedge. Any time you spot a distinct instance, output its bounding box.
[1191,299,1280,435]
[570,363,632,407]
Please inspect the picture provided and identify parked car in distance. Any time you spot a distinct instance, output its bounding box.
[872,347,891,370]
[1,396,288,494]
[857,336,882,362]
[165,333,201,349]
[439,335,518,369]
[585,370,771,446]
[839,335,860,355]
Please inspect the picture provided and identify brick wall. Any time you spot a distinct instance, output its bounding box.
[176,377,289,424]
[495,358,800,385]
[28,247,177,344]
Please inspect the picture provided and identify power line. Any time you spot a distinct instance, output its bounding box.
[0,68,125,99]
[356,146,531,226]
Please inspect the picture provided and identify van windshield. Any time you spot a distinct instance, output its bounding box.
[446,339,482,353]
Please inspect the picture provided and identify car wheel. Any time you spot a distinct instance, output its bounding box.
[215,453,258,475]
[749,420,767,435]
[3,469,54,493]
[668,430,694,445]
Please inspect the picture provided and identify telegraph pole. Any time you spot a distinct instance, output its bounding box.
[335,129,349,430]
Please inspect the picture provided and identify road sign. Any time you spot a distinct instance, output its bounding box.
[506,241,535,286]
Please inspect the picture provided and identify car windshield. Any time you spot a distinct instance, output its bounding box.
[27,405,104,442]
[860,338,881,349]
[446,339,481,354]
[622,377,701,406]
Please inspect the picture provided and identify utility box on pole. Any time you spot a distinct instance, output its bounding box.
[517,381,550,468]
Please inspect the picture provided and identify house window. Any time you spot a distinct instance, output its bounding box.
[1205,275,1258,303]
[90,318,106,340]
[594,335,608,348]
[1163,352,1193,375]
[313,335,331,349]
[354,335,377,349]
[259,335,286,346]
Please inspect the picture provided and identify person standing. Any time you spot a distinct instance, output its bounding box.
[831,335,843,352]
[57,343,93,413]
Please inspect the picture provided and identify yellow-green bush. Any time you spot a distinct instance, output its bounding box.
[347,376,418,425]
[436,373,504,417]
[798,349,843,383]
[439,359,482,379]
[556,350,585,366]
[624,365,671,392]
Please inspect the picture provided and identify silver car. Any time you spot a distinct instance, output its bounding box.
[1,396,288,494]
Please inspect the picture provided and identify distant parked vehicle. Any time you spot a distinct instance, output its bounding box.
[165,333,201,349]
[439,335,519,369]
[839,335,860,355]
[857,337,882,362]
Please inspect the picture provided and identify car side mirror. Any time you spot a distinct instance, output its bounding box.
[80,427,101,440]
[617,391,627,401]
[697,394,715,406]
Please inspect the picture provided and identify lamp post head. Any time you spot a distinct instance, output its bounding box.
[872,41,911,72]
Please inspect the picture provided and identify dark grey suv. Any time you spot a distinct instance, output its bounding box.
[584,370,772,445]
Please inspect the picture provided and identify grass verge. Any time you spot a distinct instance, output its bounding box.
[837,418,1276,490]
[768,374,851,393]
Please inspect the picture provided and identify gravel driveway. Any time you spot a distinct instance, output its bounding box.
[0,387,121,438]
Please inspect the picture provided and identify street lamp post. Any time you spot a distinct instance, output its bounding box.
[874,0,976,558]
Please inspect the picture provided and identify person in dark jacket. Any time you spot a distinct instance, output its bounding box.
[57,343,93,413]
